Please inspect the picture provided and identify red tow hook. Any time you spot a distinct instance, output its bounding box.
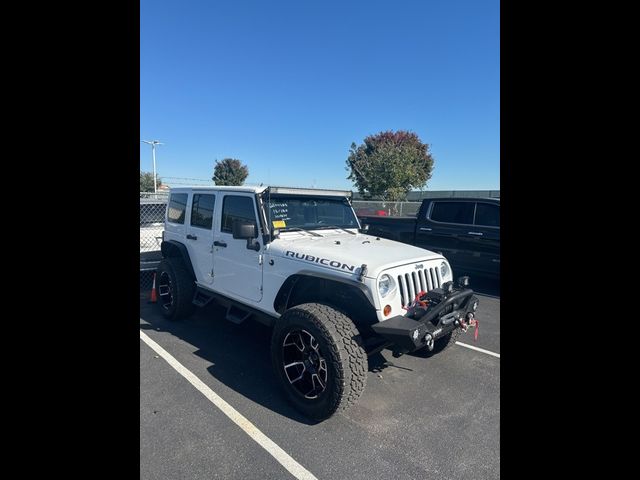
[466,313,479,341]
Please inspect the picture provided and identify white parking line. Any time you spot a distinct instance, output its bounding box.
[140,329,318,480]
[455,341,500,358]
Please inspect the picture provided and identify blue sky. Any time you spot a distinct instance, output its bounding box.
[140,0,499,190]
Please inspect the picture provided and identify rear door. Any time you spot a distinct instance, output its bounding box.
[467,201,500,276]
[185,193,216,285]
[212,193,263,302]
[416,200,475,271]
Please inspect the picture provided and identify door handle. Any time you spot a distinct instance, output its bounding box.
[213,240,227,248]
[467,232,483,236]
[419,227,432,231]
[186,234,198,240]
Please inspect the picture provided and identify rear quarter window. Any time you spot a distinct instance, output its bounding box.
[474,203,500,227]
[167,193,188,224]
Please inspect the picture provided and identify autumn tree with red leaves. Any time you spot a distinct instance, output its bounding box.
[346,130,434,201]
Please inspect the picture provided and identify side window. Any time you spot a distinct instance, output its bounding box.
[474,203,500,227]
[167,193,188,224]
[190,194,216,229]
[221,196,256,233]
[430,201,474,225]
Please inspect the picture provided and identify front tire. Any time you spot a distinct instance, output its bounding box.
[156,258,195,321]
[270,303,367,421]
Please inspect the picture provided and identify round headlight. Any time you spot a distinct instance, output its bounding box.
[440,261,450,279]
[378,274,396,298]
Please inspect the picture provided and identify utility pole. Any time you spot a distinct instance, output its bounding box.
[141,140,164,194]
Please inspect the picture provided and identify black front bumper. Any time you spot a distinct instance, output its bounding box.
[371,285,479,353]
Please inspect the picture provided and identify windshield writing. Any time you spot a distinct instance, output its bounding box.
[267,196,358,231]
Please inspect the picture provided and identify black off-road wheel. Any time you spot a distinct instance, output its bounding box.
[156,258,195,321]
[270,303,367,421]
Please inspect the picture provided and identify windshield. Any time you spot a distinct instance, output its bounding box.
[267,195,359,231]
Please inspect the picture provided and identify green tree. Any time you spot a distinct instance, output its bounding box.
[213,158,249,186]
[140,171,162,192]
[346,130,434,201]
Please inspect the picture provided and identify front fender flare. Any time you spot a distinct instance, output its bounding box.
[273,270,377,314]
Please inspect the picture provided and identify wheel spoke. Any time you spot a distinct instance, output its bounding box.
[282,328,329,399]
[158,272,173,309]
[309,335,319,352]
[311,373,325,391]
[318,358,327,373]
[283,332,305,352]
[284,361,304,369]
[284,361,306,384]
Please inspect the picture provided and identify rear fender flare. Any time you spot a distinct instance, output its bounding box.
[160,240,196,280]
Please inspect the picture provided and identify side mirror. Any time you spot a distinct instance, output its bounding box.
[360,224,369,233]
[232,219,261,252]
[232,219,257,240]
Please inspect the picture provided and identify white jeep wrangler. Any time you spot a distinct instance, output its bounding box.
[157,186,480,420]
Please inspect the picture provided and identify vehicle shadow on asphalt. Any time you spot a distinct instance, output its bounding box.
[140,294,432,425]
[140,296,321,425]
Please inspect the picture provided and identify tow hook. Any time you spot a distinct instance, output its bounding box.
[455,317,469,333]
[424,333,434,351]
[466,312,480,341]
[454,312,480,341]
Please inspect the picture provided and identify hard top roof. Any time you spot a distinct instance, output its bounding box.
[168,185,267,194]
[167,185,352,197]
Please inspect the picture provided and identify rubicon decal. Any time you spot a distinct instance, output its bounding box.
[285,251,356,272]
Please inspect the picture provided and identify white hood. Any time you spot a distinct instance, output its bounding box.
[267,230,444,279]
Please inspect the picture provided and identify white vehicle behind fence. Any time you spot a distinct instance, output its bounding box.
[155,186,480,420]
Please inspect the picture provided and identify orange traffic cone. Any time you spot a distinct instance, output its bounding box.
[149,272,158,303]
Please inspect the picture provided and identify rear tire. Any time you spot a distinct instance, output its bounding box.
[156,258,195,321]
[270,303,367,421]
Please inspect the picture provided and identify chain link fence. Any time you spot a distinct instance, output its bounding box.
[140,192,169,288]
[352,189,500,201]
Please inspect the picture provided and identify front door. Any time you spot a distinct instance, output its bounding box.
[417,200,476,274]
[212,193,263,302]
[185,193,216,285]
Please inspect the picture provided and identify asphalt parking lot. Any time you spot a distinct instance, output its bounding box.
[140,277,500,480]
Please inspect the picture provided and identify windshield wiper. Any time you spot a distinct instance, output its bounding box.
[314,225,357,235]
[279,226,322,237]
